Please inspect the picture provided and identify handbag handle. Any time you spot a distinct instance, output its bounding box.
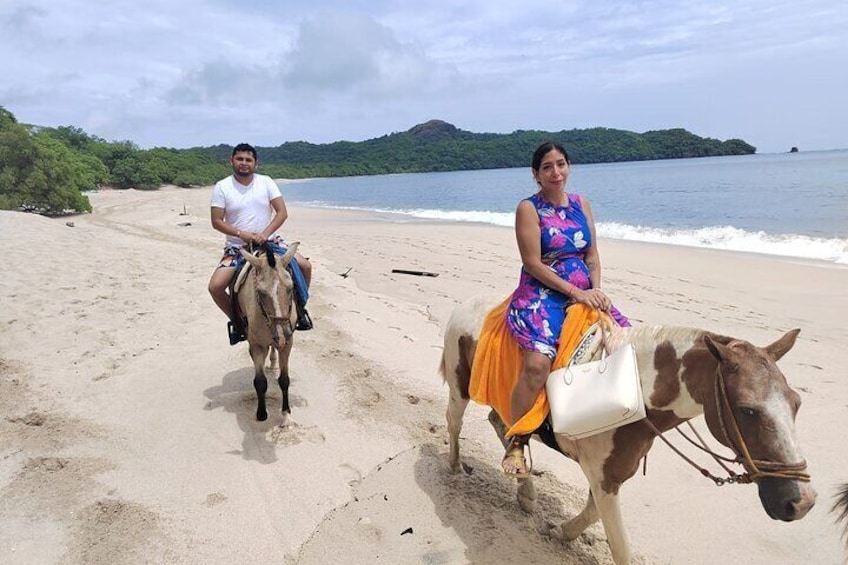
[597,328,610,374]
[563,322,611,385]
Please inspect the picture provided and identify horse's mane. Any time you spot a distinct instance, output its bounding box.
[612,325,707,353]
[261,242,276,268]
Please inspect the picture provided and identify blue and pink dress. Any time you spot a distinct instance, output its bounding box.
[506,192,630,358]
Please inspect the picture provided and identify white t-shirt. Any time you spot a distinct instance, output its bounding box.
[210,174,283,248]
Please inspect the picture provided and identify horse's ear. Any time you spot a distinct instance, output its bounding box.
[764,328,801,362]
[281,241,299,264]
[703,334,730,363]
[240,248,262,267]
[704,334,735,363]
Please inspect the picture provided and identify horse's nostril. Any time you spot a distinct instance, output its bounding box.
[784,501,797,519]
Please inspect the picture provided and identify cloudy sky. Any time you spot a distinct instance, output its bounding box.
[1,0,845,153]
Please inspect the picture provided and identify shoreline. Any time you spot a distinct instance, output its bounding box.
[283,200,848,270]
[1,187,846,564]
[279,198,848,266]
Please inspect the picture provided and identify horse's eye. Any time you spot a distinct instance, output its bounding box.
[739,407,758,418]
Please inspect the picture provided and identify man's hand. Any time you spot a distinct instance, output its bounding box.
[237,230,266,245]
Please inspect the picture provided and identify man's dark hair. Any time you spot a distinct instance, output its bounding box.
[232,143,257,159]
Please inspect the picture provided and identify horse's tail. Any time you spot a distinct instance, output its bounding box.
[438,349,446,379]
[833,483,848,544]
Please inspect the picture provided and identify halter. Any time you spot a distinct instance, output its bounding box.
[645,364,810,486]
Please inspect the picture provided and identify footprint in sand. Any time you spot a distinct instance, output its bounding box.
[24,456,68,472]
[204,492,228,507]
[337,463,362,485]
[266,423,326,446]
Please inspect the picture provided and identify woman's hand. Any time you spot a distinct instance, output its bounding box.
[572,288,611,311]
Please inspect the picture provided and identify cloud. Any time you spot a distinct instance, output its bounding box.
[281,12,451,98]
[0,0,845,151]
[162,10,459,131]
[0,2,47,31]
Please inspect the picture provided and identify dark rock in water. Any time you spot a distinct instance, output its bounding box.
[65,221,75,227]
[790,146,799,153]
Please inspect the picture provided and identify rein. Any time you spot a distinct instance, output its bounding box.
[645,365,810,486]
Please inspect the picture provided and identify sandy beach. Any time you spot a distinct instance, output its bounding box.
[1,185,847,564]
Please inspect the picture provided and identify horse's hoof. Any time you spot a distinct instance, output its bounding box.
[517,481,537,512]
[559,520,588,542]
[256,411,268,421]
[279,413,292,428]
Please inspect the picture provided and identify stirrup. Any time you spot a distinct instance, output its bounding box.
[295,307,313,331]
[227,321,246,345]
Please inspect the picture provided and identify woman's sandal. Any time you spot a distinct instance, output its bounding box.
[502,436,532,479]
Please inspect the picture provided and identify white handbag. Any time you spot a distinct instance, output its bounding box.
[546,330,646,439]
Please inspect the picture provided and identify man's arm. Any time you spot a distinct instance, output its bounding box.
[211,207,241,239]
[261,196,288,240]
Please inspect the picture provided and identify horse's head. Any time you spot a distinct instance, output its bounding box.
[702,330,816,521]
[240,242,299,348]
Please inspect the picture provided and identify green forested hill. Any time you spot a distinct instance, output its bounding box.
[1,106,754,215]
[205,120,755,179]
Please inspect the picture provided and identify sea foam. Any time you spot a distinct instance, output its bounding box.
[304,203,848,265]
[598,222,848,264]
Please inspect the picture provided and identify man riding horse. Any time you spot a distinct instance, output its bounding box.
[207,143,312,343]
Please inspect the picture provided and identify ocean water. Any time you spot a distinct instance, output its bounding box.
[279,150,848,264]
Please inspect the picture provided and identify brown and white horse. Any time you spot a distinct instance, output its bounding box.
[835,484,848,545]
[440,295,816,565]
[237,242,299,423]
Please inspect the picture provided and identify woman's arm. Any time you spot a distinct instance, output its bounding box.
[580,196,601,289]
[515,200,575,296]
[515,200,609,311]
[579,196,611,311]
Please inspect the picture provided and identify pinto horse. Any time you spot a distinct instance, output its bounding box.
[834,484,848,544]
[237,242,299,423]
[440,295,816,565]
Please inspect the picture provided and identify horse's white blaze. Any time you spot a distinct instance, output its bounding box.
[269,278,282,316]
[765,384,804,461]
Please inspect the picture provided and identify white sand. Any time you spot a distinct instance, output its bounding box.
[1,185,846,564]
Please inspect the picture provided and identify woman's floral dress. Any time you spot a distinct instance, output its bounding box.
[506,192,630,358]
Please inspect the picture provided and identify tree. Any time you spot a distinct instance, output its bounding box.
[0,106,17,129]
[0,109,98,214]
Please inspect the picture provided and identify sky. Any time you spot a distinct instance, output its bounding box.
[1,0,846,154]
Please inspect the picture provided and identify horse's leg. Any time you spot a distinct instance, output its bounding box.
[269,345,278,373]
[559,490,599,541]
[251,343,270,421]
[446,379,470,473]
[277,338,293,426]
[591,484,630,565]
[487,409,536,512]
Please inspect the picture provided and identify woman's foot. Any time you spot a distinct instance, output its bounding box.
[502,436,532,479]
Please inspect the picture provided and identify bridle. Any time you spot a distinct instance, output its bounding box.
[644,365,810,486]
[250,251,295,345]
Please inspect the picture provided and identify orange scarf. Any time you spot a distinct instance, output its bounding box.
[468,298,601,438]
